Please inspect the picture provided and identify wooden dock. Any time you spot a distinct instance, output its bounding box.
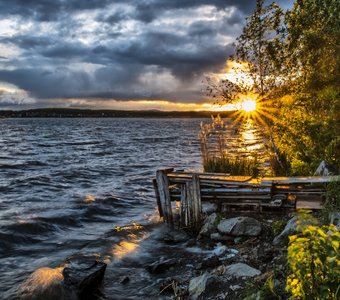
[153,168,332,229]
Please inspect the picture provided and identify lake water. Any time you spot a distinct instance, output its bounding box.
[0,117,269,299]
[0,118,204,299]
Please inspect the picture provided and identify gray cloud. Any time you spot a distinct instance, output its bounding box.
[0,0,293,106]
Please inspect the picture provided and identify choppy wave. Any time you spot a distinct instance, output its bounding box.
[0,117,268,299]
[0,118,203,299]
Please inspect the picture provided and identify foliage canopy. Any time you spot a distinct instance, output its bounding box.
[210,0,340,175]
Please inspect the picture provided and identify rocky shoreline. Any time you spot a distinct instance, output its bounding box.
[18,208,340,300]
[149,211,293,300]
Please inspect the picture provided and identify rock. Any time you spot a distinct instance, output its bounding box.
[252,243,274,263]
[273,217,297,245]
[234,237,245,244]
[63,257,107,297]
[18,267,70,300]
[210,265,226,276]
[224,263,261,278]
[230,284,242,291]
[329,212,340,230]
[198,256,221,269]
[210,233,234,241]
[212,243,228,256]
[217,217,262,237]
[198,213,218,238]
[314,160,338,176]
[147,258,177,274]
[120,276,130,284]
[163,229,189,243]
[202,202,218,214]
[188,272,220,300]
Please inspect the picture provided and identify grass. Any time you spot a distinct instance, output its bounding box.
[203,156,260,177]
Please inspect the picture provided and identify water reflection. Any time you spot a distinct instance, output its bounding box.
[18,267,65,300]
[201,117,272,175]
[111,223,149,260]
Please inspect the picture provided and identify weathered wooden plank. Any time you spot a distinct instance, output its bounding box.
[171,171,231,177]
[262,176,332,184]
[152,179,163,217]
[168,173,252,181]
[200,188,271,193]
[180,184,188,228]
[296,200,323,210]
[171,194,272,201]
[201,194,272,199]
[154,170,330,227]
[171,188,272,195]
[169,178,260,186]
[156,170,174,228]
[198,182,273,188]
[186,181,193,226]
[191,174,202,227]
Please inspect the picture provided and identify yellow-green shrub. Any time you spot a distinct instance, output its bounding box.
[286,224,340,299]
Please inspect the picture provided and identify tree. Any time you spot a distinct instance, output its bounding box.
[272,0,340,174]
[234,0,286,96]
[205,0,286,104]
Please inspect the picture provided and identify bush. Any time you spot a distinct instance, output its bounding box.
[286,223,340,299]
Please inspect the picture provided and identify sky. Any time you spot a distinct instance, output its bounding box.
[0,0,292,111]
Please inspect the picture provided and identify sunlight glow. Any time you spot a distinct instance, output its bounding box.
[113,240,140,259]
[112,231,149,260]
[84,194,96,203]
[240,99,257,113]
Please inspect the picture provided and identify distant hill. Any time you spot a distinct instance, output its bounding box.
[0,108,235,118]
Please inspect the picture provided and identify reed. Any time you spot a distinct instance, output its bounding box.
[199,114,260,176]
[203,156,260,177]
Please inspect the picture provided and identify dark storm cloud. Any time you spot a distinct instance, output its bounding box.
[0,0,293,105]
[133,0,255,23]
[2,35,53,50]
[0,0,255,21]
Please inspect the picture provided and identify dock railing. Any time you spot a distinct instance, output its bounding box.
[153,168,331,229]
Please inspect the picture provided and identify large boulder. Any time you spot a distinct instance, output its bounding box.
[146,258,177,274]
[198,213,218,238]
[217,217,262,237]
[314,160,338,176]
[63,257,107,297]
[188,272,220,300]
[225,263,261,278]
[272,217,297,246]
[18,267,69,300]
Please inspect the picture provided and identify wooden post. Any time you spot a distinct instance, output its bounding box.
[191,174,202,227]
[180,184,188,228]
[156,169,174,228]
[186,181,193,227]
[152,179,163,217]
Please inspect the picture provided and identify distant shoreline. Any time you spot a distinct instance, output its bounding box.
[0,108,235,118]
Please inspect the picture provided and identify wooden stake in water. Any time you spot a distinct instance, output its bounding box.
[156,169,174,228]
[191,174,202,227]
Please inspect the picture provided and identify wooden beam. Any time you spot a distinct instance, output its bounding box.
[191,174,202,228]
[156,170,174,228]
[152,179,163,217]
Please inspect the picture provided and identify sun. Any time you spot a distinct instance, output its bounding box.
[240,99,257,113]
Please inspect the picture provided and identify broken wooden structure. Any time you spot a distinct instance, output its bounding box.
[153,168,332,229]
